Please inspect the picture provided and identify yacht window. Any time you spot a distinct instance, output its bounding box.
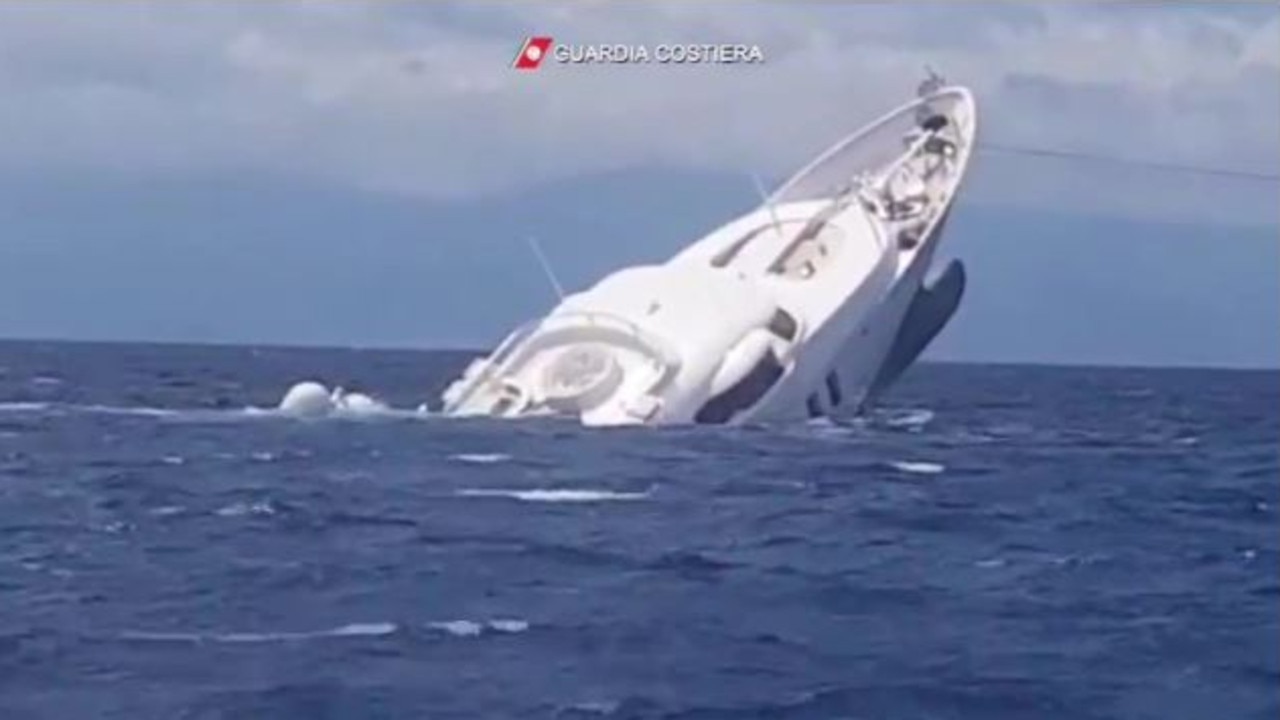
[712,221,804,269]
[806,393,822,418]
[770,222,842,280]
[710,234,753,268]
[924,136,955,157]
[921,114,949,132]
[711,225,773,268]
[825,371,843,407]
[767,309,799,341]
[694,351,785,424]
[898,226,922,250]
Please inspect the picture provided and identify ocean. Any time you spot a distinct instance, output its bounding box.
[1,340,1276,719]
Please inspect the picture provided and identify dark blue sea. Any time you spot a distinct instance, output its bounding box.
[0,340,1276,719]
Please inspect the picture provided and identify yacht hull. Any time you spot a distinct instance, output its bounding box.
[747,209,959,422]
[868,258,965,400]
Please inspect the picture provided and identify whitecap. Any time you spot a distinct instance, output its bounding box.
[455,488,650,503]
[488,619,530,633]
[0,401,49,413]
[327,622,399,637]
[802,417,856,439]
[449,452,511,464]
[118,631,204,643]
[217,632,301,643]
[430,620,484,637]
[120,622,397,644]
[888,460,945,475]
[160,455,185,466]
[154,407,286,424]
[883,408,935,430]
[80,404,178,418]
[0,401,220,420]
[215,501,275,517]
[424,618,528,636]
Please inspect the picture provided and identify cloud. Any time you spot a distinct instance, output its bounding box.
[0,1,1276,225]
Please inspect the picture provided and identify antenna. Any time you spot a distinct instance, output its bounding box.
[750,172,785,240]
[919,65,945,95]
[526,235,565,301]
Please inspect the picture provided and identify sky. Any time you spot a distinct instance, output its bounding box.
[0,1,1277,368]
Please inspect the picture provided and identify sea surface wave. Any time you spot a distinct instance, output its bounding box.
[1,341,1276,719]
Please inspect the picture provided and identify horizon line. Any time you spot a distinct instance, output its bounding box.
[1,334,1276,374]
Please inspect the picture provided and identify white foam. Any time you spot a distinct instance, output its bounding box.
[0,401,49,412]
[883,408,935,430]
[428,619,530,637]
[449,452,512,464]
[802,416,856,438]
[456,488,651,503]
[889,460,945,475]
[215,501,276,517]
[120,622,398,644]
[81,404,179,418]
[327,622,399,637]
[488,619,530,633]
[0,401,197,418]
[429,620,484,637]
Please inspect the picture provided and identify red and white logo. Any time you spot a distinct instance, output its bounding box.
[513,36,554,70]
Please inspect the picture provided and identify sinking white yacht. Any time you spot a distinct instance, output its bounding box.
[441,79,977,426]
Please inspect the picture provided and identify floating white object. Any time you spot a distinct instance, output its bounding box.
[336,391,386,415]
[277,381,389,418]
[278,381,334,418]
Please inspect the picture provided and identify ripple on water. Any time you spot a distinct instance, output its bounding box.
[454,488,651,503]
[215,501,277,518]
[2,345,1275,720]
[888,460,946,475]
[448,452,512,464]
[118,622,399,644]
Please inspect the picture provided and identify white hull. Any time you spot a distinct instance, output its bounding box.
[441,84,977,426]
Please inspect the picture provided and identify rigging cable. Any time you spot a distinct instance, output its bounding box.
[977,141,1280,183]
